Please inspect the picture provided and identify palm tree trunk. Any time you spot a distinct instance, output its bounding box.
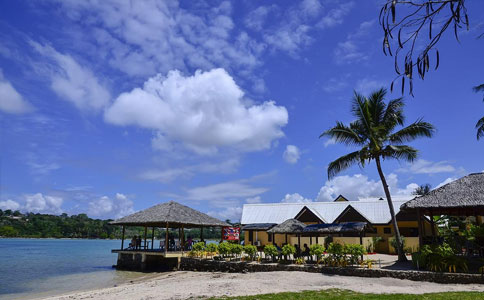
[375,156,408,262]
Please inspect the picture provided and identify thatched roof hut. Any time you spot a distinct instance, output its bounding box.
[266,219,306,234]
[303,222,367,234]
[110,201,229,227]
[401,173,484,215]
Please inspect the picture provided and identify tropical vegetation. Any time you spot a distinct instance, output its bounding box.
[320,88,435,261]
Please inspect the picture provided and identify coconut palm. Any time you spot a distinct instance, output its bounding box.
[320,88,435,262]
[475,84,484,140]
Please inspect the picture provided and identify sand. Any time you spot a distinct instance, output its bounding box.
[39,271,484,300]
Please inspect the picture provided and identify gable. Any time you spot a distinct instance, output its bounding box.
[334,195,349,202]
[295,206,324,223]
[334,205,370,223]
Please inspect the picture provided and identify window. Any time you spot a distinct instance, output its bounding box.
[383,227,391,234]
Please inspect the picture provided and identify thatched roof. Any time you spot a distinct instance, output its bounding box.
[303,222,367,234]
[110,201,229,227]
[267,219,306,234]
[401,173,484,214]
[242,223,277,231]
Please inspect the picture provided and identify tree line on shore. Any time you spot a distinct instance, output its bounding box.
[0,209,225,240]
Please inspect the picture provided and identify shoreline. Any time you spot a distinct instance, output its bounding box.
[34,271,484,300]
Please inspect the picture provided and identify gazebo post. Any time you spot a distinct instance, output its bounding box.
[297,234,301,248]
[285,233,288,245]
[200,227,204,242]
[316,235,319,245]
[181,225,185,253]
[143,226,147,250]
[429,209,436,242]
[417,208,423,248]
[272,233,275,245]
[151,227,155,250]
[310,236,312,245]
[359,231,364,261]
[121,225,125,250]
[165,222,169,254]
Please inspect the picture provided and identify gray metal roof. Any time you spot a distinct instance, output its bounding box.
[267,219,306,234]
[110,201,229,227]
[401,173,484,211]
[241,197,412,225]
[303,222,367,234]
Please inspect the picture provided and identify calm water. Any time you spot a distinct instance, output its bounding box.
[0,238,152,300]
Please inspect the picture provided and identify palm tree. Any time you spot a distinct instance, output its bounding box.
[320,88,435,262]
[475,84,484,140]
[413,184,432,196]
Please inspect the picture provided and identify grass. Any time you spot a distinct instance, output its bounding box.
[208,289,484,300]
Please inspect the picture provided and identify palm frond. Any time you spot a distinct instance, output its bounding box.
[382,145,418,162]
[327,151,361,179]
[476,116,484,140]
[367,88,387,126]
[474,83,484,101]
[389,120,435,144]
[351,92,372,135]
[382,97,405,130]
[320,122,364,146]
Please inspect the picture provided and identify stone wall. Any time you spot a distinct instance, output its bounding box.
[180,258,484,284]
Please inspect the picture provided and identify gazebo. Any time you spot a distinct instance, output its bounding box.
[266,219,306,246]
[110,201,229,270]
[400,172,484,247]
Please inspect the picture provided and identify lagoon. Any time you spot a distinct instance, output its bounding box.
[0,238,150,300]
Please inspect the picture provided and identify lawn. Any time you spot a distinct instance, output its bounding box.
[209,289,484,300]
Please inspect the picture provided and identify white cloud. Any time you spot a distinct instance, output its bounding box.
[324,138,336,147]
[31,42,110,112]
[317,2,354,29]
[334,20,374,64]
[283,145,301,164]
[245,196,262,204]
[183,180,268,202]
[397,159,456,174]
[435,177,457,189]
[0,69,33,114]
[207,206,243,222]
[88,193,134,219]
[245,6,274,31]
[24,193,63,215]
[316,173,417,202]
[355,78,386,95]
[0,199,21,211]
[105,68,288,154]
[281,193,312,203]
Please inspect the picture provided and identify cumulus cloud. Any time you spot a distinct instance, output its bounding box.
[24,193,63,214]
[316,173,417,202]
[0,69,33,114]
[281,193,312,203]
[397,159,457,174]
[283,145,301,164]
[435,177,457,189]
[31,42,110,112]
[88,193,134,219]
[0,199,21,211]
[183,180,268,202]
[207,206,243,222]
[245,196,262,204]
[105,68,288,154]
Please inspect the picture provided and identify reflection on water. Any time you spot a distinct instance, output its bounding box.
[0,239,154,300]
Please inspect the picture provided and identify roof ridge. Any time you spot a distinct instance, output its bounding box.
[243,200,408,207]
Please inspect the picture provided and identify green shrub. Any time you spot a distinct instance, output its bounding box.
[244,244,257,260]
[390,236,406,253]
[192,242,205,252]
[345,244,366,265]
[231,244,244,257]
[326,242,346,266]
[414,243,468,273]
[206,243,218,255]
[309,244,325,261]
[218,242,232,257]
[264,244,279,262]
[281,244,296,260]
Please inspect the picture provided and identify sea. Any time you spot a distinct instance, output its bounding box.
[0,238,159,300]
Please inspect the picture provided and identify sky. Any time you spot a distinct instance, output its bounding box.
[0,0,483,222]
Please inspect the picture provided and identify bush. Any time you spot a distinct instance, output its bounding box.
[264,244,279,262]
[218,242,232,257]
[326,242,346,266]
[414,243,467,273]
[206,243,218,257]
[231,244,244,258]
[244,244,257,260]
[309,244,325,261]
[345,244,366,265]
[192,242,205,252]
[390,236,406,253]
[281,244,296,260]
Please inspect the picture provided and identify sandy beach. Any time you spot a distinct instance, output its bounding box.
[39,271,484,300]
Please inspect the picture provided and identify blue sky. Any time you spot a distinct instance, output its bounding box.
[0,0,483,221]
